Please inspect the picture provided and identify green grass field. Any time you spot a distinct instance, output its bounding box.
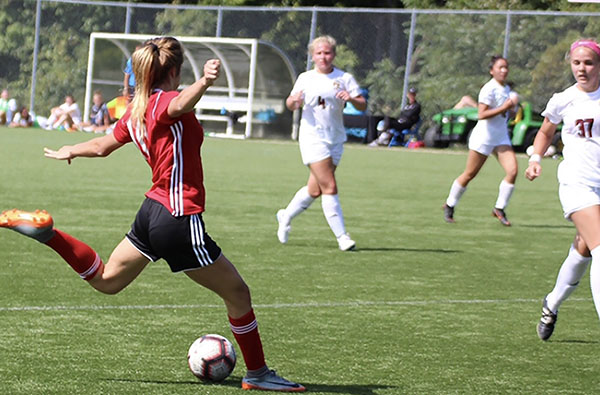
[0,127,598,394]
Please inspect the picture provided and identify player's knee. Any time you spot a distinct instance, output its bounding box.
[307,185,322,198]
[319,180,337,195]
[224,280,251,311]
[506,168,518,182]
[233,280,251,304]
[574,234,591,256]
[460,172,476,184]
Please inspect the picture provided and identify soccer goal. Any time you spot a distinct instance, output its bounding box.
[85,32,297,139]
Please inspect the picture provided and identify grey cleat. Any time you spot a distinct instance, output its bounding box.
[537,298,557,341]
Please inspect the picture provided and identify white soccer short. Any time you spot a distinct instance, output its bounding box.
[299,138,344,166]
[468,137,512,156]
[559,183,600,220]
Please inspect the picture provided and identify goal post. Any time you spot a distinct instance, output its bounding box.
[85,32,297,139]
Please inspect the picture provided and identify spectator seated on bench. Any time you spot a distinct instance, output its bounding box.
[388,117,423,147]
[368,87,421,147]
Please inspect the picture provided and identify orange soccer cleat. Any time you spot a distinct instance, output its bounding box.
[0,209,55,242]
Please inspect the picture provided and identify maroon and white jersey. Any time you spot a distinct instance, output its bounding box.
[542,83,600,187]
[113,90,206,216]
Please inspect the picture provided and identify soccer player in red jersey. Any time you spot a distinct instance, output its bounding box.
[1,37,304,392]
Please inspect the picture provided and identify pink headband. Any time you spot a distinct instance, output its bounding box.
[570,40,600,58]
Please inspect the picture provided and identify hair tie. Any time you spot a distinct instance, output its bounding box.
[149,43,159,54]
[570,40,600,58]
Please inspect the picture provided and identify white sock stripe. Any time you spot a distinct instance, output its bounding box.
[190,214,212,267]
[230,320,258,334]
[78,253,102,279]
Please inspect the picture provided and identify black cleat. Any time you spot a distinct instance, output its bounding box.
[443,204,455,223]
[492,207,511,226]
[537,298,557,341]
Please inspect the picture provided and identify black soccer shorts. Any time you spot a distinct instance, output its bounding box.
[126,198,222,272]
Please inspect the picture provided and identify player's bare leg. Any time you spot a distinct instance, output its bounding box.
[308,158,354,250]
[186,255,305,392]
[87,238,150,294]
[571,206,600,319]
[537,234,591,341]
[444,150,487,223]
[492,146,517,226]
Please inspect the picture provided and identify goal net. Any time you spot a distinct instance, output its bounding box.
[85,32,297,139]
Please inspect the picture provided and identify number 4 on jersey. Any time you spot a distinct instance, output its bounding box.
[317,96,326,109]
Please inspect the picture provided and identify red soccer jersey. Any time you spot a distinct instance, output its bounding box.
[113,90,206,217]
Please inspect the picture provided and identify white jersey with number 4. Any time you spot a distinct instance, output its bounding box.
[542,84,600,187]
[469,78,512,147]
[291,67,361,144]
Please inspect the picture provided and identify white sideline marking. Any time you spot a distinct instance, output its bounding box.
[0,297,590,313]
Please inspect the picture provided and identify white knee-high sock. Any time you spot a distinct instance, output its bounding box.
[494,180,515,210]
[546,244,591,313]
[590,246,600,320]
[446,179,466,207]
[321,194,346,238]
[283,186,315,221]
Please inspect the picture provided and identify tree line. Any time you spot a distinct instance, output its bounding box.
[1,0,598,121]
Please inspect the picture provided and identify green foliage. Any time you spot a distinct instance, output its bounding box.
[364,58,405,116]
[401,0,570,10]
[155,8,218,36]
[2,0,600,123]
[403,13,507,119]
[260,11,313,73]
[0,1,37,106]
[332,44,359,74]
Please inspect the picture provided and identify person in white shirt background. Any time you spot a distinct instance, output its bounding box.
[526,38,600,341]
[0,89,18,125]
[45,94,82,131]
[277,35,366,251]
[443,55,519,226]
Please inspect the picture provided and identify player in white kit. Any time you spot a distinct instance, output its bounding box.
[276,35,366,251]
[526,39,600,341]
[443,56,519,226]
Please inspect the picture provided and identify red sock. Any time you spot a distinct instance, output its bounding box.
[45,228,103,281]
[229,309,266,371]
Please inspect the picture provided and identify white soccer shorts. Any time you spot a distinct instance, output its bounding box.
[559,182,600,220]
[299,138,344,166]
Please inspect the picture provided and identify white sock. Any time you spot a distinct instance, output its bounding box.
[446,180,466,207]
[321,194,346,238]
[46,114,57,129]
[494,180,515,210]
[283,186,315,222]
[546,244,591,313]
[590,246,600,319]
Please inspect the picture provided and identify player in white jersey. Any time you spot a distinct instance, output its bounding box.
[276,35,366,251]
[526,39,600,341]
[443,56,519,226]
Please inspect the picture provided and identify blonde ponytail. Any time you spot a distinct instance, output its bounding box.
[129,37,184,138]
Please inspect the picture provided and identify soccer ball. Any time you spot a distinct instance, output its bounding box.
[187,334,236,382]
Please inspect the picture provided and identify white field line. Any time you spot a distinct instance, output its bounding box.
[0,297,590,313]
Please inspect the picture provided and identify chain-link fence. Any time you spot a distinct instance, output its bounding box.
[3,1,600,137]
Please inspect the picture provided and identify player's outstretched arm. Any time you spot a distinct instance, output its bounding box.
[525,117,557,181]
[44,133,123,164]
[169,59,220,118]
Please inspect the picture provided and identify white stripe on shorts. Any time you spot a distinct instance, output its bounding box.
[190,214,213,267]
